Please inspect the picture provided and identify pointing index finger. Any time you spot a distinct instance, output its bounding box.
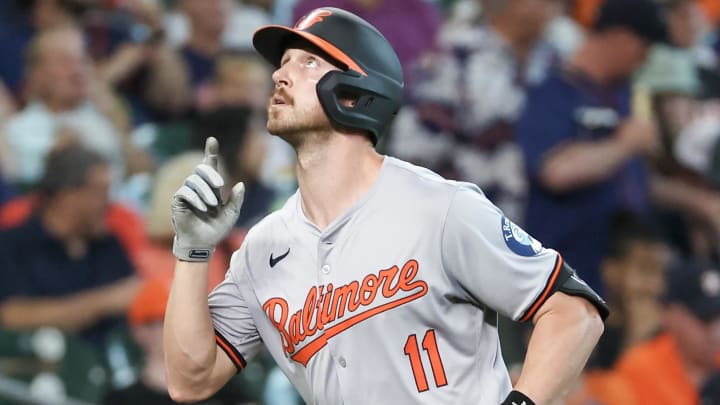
[203,136,219,169]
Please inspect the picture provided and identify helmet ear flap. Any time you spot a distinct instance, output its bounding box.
[316,70,402,145]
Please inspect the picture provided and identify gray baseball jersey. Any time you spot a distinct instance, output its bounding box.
[209,157,562,404]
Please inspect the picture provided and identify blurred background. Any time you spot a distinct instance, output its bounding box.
[0,0,719,404]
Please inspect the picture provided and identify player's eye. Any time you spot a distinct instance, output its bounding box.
[305,57,318,68]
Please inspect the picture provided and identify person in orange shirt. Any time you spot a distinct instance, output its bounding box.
[103,275,256,405]
[615,259,720,405]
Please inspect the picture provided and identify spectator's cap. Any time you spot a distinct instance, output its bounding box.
[128,276,171,327]
[663,260,720,322]
[593,0,669,44]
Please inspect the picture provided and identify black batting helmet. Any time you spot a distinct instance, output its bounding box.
[253,7,404,144]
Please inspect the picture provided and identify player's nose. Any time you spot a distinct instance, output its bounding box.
[272,66,291,89]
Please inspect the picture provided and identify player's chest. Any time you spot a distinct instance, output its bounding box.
[247,230,444,366]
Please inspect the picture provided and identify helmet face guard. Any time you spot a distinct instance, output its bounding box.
[253,7,404,145]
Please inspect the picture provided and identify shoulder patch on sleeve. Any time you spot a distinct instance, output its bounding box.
[501,216,542,257]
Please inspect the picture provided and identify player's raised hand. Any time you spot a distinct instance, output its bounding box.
[171,137,245,262]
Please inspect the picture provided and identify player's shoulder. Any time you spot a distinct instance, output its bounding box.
[385,156,462,190]
[384,156,489,202]
[386,158,508,225]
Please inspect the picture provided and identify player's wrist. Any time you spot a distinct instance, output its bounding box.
[173,236,215,262]
[501,390,536,405]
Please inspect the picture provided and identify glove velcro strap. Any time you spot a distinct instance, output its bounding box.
[501,390,536,405]
[173,238,215,262]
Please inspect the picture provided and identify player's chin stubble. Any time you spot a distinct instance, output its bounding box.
[267,108,333,147]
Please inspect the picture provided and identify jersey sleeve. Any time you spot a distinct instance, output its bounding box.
[208,244,263,372]
[441,184,563,322]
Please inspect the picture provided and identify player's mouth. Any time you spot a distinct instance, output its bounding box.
[271,94,289,106]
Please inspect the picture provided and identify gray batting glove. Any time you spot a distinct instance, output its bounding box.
[171,137,245,262]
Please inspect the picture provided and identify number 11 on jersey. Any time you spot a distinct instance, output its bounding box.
[403,329,448,392]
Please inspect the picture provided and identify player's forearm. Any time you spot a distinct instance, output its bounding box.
[540,137,635,192]
[513,296,604,405]
[164,260,218,391]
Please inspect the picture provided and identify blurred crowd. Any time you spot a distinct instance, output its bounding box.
[0,0,720,404]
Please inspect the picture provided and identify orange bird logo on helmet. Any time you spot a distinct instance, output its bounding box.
[295,9,333,30]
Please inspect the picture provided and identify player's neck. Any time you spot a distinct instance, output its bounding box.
[295,134,383,231]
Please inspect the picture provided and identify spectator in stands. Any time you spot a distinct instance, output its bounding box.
[588,211,670,369]
[177,0,228,93]
[103,275,255,405]
[389,0,563,222]
[89,1,193,126]
[616,259,720,404]
[0,172,14,208]
[632,0,720,257]
[515,0,667,292]
[203,51,273,112]
[0,145,139,348]
[0,0,81,98]
[292,0,442,90]
[0,26,126,191]
[193,107,275,230]
[0,80,17,123]
[164,0,271,51]
[204,51,296,197]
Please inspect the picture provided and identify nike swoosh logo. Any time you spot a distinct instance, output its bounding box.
[269,248,290,268]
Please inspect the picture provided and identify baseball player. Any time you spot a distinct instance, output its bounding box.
[164,7,608,405]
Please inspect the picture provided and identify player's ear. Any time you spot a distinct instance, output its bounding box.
[337,89,359,108]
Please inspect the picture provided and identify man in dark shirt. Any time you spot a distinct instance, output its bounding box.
[0,169,14,207]
[0,145,139,347]
[515,0,668,292]
[177,0,227,90]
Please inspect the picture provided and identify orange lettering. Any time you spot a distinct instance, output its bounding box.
[262,298,294,353]
[289,310,302,346]
[263,259,429,366]
[295,9,333,30]
[320,283,334,326]
[379,265,401,298]
[332,281,359,319]
[302,287,318,337]
[359,273,379,305]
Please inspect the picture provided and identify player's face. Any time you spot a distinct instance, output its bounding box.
[267,47,340,143]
